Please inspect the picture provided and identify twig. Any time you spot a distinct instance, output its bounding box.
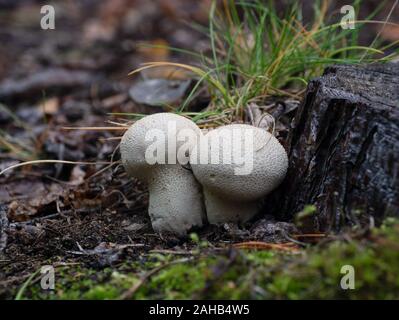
[292,233,326,238]
[0,205,9,253]
[233,241,300,252]
[0,160,111,176]
[10,211,73,226]
[67,243,145,256]
[62,126,128,131]
[149,249,195,255]
[281,231,308,247]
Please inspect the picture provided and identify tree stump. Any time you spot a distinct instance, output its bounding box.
[264,63,399,232]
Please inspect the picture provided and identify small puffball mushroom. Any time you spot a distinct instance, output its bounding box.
[190,124,288,224]
[120,113,205,236]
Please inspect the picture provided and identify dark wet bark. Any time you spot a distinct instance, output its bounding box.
[264,63,399,232]
[0,205,8,253]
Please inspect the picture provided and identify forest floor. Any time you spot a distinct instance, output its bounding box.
[1,0,399,299]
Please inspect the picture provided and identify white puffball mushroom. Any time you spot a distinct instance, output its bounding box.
[120,113,205,236]
[190,124,288,224]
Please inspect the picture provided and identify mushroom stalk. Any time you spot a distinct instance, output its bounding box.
[203,188,259,224]
[147,165,205,234]
[120,113,205,236]
[190,124,288,224]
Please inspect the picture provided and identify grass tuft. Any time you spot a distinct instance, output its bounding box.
[128,0,399,123]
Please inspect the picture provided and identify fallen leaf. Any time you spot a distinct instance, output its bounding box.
[6,182,66,222]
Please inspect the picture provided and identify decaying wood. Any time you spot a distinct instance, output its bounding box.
[264,63,399,232]
[0,205,8,253]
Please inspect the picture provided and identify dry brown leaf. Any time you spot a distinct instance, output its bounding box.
[137,39,170,61]
[232,241,301,252]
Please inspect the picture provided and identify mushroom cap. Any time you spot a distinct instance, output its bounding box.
[190,124,288,201]
[120,113,202,181]
[120,113,205,235]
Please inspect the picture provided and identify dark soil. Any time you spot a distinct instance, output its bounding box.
[0,0,215,298]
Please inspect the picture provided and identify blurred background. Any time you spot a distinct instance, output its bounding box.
[0,0,398,86]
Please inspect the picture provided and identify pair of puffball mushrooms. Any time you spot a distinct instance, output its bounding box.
[120,113,288,236]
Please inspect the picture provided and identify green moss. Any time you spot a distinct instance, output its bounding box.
[263,223,399,299]
[19,219,399,300]
[23,265,139,300]
[136,259,209,299]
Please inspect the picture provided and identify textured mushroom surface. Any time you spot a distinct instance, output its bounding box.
[120,113,205,236]
[190,124,288,223]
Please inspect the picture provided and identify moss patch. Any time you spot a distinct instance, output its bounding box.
[18,218,399,300]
